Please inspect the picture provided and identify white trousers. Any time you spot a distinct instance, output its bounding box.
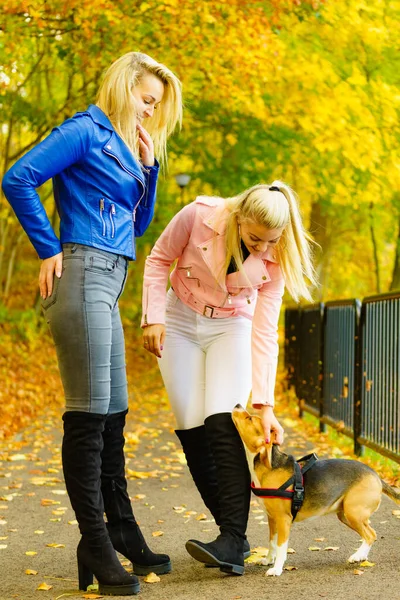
[158,289,252,430]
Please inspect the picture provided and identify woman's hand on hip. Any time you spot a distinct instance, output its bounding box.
[137,123,155,166]
[256,405,284,445]
[39,252,63,299]
[143,324,166,358]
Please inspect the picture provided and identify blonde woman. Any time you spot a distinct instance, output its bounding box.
[2,52,182,596]
[142,182,316,577]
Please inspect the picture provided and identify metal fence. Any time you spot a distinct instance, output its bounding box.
[284,292,400,463]
[322,300,361,436]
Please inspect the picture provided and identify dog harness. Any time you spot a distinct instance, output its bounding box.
[251,453,318,520]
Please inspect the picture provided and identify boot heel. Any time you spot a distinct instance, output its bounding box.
[220,563,245,576]
[78,558,93,591]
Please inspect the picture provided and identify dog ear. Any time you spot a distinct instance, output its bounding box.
[259,440,273,469]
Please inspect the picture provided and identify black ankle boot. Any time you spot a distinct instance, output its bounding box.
[185,413,251,575]
[101,410,171,575]
[176,426,251,560]
[62,411,140,595]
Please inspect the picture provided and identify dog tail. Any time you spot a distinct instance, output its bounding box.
[381,480,400,505]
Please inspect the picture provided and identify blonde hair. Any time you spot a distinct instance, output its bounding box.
[222,181,318,302]
[96,52,182,168]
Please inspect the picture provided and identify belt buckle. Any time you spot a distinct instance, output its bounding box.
[203,305,214,318]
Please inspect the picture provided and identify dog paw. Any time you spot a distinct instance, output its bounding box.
[260,557,275,566]
[266,566,282,577]
[348,551,368,563]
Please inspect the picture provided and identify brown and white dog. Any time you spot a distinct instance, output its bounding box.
[232,404,400,576]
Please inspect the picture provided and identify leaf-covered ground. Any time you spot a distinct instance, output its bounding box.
[1,325,400,599]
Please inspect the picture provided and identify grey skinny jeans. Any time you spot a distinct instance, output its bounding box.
[41,243,129,414]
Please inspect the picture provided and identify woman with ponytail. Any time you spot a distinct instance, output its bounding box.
[141,182,317,577]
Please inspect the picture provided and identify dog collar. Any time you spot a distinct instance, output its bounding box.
[251,452,318,520]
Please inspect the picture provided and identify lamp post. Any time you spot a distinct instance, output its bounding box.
[175,173,191,204]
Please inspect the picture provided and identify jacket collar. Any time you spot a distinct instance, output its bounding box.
[201,200,279,264]
[87,104,114,130]
[86,105,145,183]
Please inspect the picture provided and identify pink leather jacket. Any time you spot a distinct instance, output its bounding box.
[142,196,285,407]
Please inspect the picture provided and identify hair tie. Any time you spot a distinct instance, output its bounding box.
[269,186,280,192]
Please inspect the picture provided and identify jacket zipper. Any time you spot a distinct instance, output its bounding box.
[220,292,232,307]
[134,168,151,221]
[99,199,106,236]
[110,203,116,239]
[103,147,145,225]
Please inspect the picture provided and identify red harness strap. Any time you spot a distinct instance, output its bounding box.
[250,453,318,519]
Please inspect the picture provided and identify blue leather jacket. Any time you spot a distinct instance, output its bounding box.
[2,104,159,260]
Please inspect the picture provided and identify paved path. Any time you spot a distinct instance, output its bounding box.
[1,361,400,600]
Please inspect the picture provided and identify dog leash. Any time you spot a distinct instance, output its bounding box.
[251,453,318,520]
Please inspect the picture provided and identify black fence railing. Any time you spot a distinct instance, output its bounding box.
[284,292,400,463]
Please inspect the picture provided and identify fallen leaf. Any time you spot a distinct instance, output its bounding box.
[287,548,296,554]
[0,519,7,525]
[37,582,53,590]
[151,531,163,537]
[82,595,103,599]
[173,506,185,513]
[196,513,208,521]
[25,551,37,556]
[134,494,146,500]
[284,566,298,571]
[324,546,339,551]
[0,544,7,550]
[41,499,60,507]
[308,546,321,551]
[251,546,269,556]
[51,490,67,495]
[144,572,160,583]
[68,520,78,525]
[127,470,159,479]
[9,454,27,461]
[86,584,99,591]
[353,569,364,575]
[314,537,326,542]
[25,569,38,575]
[46,543,65,548]
[360,560,375,567]
[35,530,45,535]
[392,509,400,516]
[245,554,269,565]
[0,495,14,502]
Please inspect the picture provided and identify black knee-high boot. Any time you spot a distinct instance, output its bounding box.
[175,426,250,560]
[185,413,251,575]
[62,411,139,595]
[175,426,221,522]
[101,410,171,575]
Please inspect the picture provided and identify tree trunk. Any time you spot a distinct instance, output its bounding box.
[369,202,381,294]
[389,213,400,291]
[309,199,330,300]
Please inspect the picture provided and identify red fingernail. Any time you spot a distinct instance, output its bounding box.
[160,345,163,350]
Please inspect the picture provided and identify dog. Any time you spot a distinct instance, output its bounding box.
[232,404,400,576]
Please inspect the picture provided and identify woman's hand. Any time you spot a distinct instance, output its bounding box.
[255,405,284,445]
[39,252,63,299]
[143,324,166,358]
[137,123,155,167]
